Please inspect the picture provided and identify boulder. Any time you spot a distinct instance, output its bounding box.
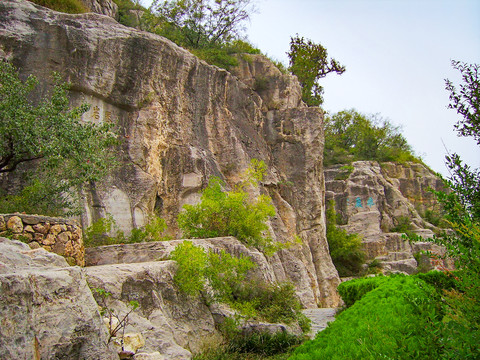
[0,237,118,360]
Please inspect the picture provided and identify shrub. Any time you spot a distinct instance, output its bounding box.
[178,160,278,253]
[170,241,255,300]
[229,280,310,331]
[414,270,459,293]
[337,274,391,307]
[390,215,413,233]
[193,331,302,360]
[325,200,365,276]
[171,241,309,332]
[291,276,444,359]
[84,214,169,247]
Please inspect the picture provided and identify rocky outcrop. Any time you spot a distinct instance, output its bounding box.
[325,161,450,274]
[80,0,118,19]
[0,213,85,266]
[0,0,339,307]
[86,259,219,360]
[0,237,117,360]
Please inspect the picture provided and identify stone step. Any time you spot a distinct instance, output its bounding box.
[302,308,337,338]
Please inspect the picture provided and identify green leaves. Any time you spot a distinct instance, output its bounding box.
[445,61,480,145]
[325,200,365,276]
[324,109,421,166]
[0,62,118,215]
[170,240,255,300]
[177,160,276,251]
[287,35,345,106]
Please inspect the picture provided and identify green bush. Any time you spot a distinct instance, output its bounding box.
[193,330,302,360]
[171,241,309,332]
[337,275,390,308]
[170,241,255,300]
[178,160,278,252]
[326,200,365,276]
[229,280,310,331]
[390,215,413,233]
[324,109,422,166]
[414,271,459,293]
[84,214,169,247]
[291,276,444,359]
[29,0,88,13]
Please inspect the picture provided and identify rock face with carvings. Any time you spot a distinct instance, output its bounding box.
[0,0,339,307]
[325,161,450,274]
[0,238,118,360]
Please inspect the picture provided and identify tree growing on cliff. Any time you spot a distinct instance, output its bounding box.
[0,61,117,215]
[150,0,254,48]
[287,35,345,106]
[323,109,420,166]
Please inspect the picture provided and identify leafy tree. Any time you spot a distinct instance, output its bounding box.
[150,0,254,48]
[0,62,117,215]
[177,160,277,251]
[445,60,480,144]
[287,35,345,106]
[324,109,420,166]
[412,60,480,358]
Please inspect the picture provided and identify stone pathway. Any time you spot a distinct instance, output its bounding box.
[302,308,338,338]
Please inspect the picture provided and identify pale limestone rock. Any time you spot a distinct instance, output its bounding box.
[325,161,451,274]
[80,0,118,18]
[85,260,215,359]
[122,333,146,354]
[134,352,166,360]
[0,0,340,307]
[0,238,118,360]
[6,215,23,233]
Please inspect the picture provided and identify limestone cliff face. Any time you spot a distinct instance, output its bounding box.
[0,0,339,306]
[325,161,449,274]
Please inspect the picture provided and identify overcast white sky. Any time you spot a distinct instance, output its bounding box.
[143,0,480,175]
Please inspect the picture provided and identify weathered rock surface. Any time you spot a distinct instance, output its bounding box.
[0,237,118,360]
[0,0,340,307]
[80,0,118,19]
[86,260,216,360]
[325,161,451,274]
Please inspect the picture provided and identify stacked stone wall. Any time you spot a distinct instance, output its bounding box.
[0,214,84,266]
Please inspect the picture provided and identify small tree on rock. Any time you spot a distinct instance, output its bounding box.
[287,34,345,106]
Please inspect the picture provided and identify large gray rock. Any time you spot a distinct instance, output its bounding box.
[0,237,118,360]
[86,260,219,360]
[325,161,451,274]
[0,0,340,307]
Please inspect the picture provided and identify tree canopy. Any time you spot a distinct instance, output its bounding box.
[150,0,254,48]
[287,35,345,106]
[323,109,421,166]
[0,61,117,215]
